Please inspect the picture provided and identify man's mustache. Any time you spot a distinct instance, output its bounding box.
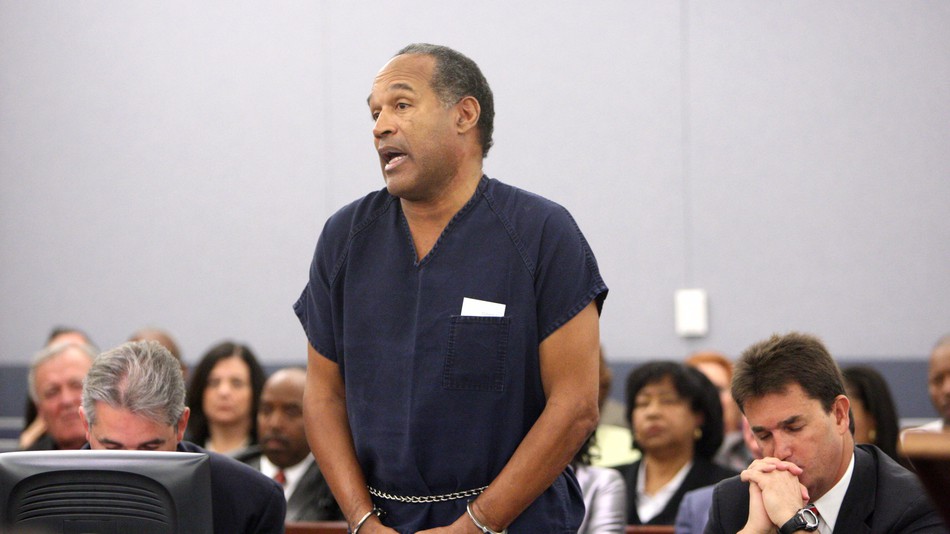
[261,434,290,447]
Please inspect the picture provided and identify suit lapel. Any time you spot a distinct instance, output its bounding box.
[831,447,872,534]
[285,460,312,520]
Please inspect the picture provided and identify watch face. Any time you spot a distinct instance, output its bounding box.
[781,508,820,534]
[800,508,820,530]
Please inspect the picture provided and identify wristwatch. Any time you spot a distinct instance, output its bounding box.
[778,507,820,534]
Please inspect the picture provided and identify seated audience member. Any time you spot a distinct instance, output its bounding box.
[19,327,97,450]
[23,341,97,451]
[128,326,187,377]
[675,416,762,534]
[186,340,265,457]
[706,332,945,534]
[843,365,902,464]
[79,340,285,533]
[922,334,950,431]
[572,353,628,533]
[686,350,753,471]
[615,361,737,525]
[241,367,342,522]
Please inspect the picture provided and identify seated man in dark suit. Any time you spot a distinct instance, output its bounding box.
[706,332,946,534]
[241,367,341,522]
[79,340,286,534]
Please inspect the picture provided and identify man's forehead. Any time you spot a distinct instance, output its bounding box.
[261,389,303,405]
[38,351,91,375]
[376,53,434,78]
[930,345,950,372]
[745,386,824,426]
[263,371,305,397]
[369,54,434,100]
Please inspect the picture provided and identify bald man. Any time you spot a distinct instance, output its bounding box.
[129,327,187,376]
[923,335,950,431]
[241,368,341,522]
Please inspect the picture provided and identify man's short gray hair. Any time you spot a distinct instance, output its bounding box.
[81,340,186,427]
[28,342,97,402]
[396,43,495,158]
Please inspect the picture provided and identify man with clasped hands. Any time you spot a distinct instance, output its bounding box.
[705,332,945,533]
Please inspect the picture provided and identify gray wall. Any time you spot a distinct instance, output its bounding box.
[2,3,948,379]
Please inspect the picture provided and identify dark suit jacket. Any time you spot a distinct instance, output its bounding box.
[24,433,59,450]
[178,441,287,534]
[705,444,947,533]
[241,449,342,522]
[615,457,737,525]
[81,441,285,533]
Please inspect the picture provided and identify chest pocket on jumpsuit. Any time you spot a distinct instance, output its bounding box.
[443,315,510,392]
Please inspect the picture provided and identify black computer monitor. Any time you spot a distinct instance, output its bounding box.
[0,449,213,534]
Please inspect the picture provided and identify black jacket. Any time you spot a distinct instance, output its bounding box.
[240,448,342,522]
[705,444,947,534]
[615,457,737,525]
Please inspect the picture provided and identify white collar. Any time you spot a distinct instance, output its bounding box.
[635,459,693,523]
[260,454,314,501]
[811,448,855,533]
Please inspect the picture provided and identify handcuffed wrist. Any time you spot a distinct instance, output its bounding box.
[349,506,383,534]
[466,501,507,534]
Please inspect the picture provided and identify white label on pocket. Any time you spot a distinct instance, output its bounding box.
[460,297,506,317]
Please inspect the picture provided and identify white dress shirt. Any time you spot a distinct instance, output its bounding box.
[260,454,314,502]
[636,459,693,523]
[811,450,855,534]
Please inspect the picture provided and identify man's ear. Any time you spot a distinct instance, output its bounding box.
[78,405,91,439]
[833,394,851,433]
[454,96,481,134]
[176,407,191,442]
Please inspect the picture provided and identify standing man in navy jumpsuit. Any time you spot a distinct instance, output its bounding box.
[295,43,608,533]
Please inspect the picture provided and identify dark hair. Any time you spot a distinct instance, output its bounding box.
[733,332,845,413]
[185,341,266,446]
[843,366,900,462]
[625,361,724,460]
[396,43,495,158]
[572,432,598,468]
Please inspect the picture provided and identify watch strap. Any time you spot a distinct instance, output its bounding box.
[778,507,819,533]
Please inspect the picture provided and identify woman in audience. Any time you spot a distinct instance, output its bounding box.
[186,341,265,457]
[615,361,737,525]
[843,365,902,463]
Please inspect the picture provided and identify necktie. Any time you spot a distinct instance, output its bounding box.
[274,469,286,486]
[807,504,827,534]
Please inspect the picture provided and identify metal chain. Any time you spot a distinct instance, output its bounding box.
[368,484,488,504]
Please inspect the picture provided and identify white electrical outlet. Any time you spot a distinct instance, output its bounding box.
[675,289,708,337]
